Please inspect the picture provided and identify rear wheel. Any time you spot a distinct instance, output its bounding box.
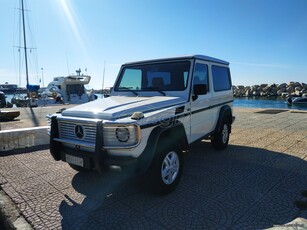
[148,143,183,195]
[211,121,230,150]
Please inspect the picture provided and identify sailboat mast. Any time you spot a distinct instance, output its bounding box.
[21,0,29,86]
[102,61,106,91]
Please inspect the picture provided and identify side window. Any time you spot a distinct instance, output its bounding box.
[212,65,231,91]
[193,63,209,91]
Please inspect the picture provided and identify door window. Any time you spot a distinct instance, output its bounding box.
[193,63,209,92]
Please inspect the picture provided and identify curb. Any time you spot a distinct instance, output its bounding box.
[0,127,48,229]
[0,190,33,230]
[0,126,49,152]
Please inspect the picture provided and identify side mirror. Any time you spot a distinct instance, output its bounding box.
[192,84,207,101]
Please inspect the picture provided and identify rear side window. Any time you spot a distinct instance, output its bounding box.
[212,65,231,91]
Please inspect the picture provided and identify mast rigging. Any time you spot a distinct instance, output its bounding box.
[21,0,29,87]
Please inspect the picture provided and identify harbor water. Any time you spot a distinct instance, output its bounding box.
[234,97,307,111]
[3,94,307,111]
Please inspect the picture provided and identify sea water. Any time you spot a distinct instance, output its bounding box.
[3,93,307,111]
[234,97,307,111]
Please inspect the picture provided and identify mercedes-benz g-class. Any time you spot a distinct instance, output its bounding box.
[49,55,235,194]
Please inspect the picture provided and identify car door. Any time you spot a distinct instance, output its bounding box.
[189,61,215,143]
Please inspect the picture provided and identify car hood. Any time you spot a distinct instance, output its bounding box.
[62,96,185,120]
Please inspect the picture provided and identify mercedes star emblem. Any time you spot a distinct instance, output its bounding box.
[75,125,84,139]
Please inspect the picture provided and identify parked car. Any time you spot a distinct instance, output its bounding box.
[48,55,235,194]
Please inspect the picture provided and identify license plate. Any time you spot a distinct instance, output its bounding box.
[66,154,84,167]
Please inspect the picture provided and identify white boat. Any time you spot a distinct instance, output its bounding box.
[287,96,307,106]
[38,69,96,106]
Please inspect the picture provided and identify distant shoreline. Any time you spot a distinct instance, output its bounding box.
[233,82,307,97]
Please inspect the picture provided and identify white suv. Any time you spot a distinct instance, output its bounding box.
[49,55,235,194]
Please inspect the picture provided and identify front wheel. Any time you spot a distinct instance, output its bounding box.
[148,144,183,195]
[211,122,230,150]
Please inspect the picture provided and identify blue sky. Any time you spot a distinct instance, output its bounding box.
[1,0,307,89]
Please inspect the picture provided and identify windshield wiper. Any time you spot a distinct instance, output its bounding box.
[142,87,166,96]
[118,87,138,96]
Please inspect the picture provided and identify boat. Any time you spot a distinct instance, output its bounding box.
[0,91,13,108]
[11,1,95,107]
[0,110,20,121]
[287,96,307,106]
[38,68,96,106]
[0,83,27,94]
[0,91,20,121]
[11,94,29,107]
[10,70,96,107]
[10,0,40,108]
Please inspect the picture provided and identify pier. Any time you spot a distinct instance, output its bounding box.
[0,107,307,229]
[0,105,74,151]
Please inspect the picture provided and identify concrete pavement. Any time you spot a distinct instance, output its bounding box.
[0,107,307,229]
[0,105,73,151]
[0,105,74,131]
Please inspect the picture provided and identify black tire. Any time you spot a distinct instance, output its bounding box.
[68,163,91,172]
[211,121,230,150]
[148,143,183,195]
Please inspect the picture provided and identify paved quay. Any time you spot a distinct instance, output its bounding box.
[0,107,307,229]
[0,105,74,131]
[0,105,75,151]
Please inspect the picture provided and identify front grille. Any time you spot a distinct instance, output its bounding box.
[58,120,97,144]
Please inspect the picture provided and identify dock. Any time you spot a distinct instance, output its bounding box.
[0,105,74,152]
[0,107,307,229]
[0,105,74,131]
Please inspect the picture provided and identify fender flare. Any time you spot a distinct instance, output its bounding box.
[136,122,189,173]
[214,105,233,134]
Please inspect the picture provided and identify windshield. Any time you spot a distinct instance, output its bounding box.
[115,61,190,93]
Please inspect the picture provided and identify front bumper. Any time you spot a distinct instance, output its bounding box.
[58,146,137,171]
[50,116,137,172]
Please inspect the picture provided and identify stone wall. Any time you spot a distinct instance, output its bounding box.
[233,82,307,97]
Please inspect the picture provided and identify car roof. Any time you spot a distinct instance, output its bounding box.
[123,55,229,66]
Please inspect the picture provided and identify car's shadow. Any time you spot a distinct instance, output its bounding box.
[60,141,307,229]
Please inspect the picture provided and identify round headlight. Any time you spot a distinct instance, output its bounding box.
[116,127,130,142]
